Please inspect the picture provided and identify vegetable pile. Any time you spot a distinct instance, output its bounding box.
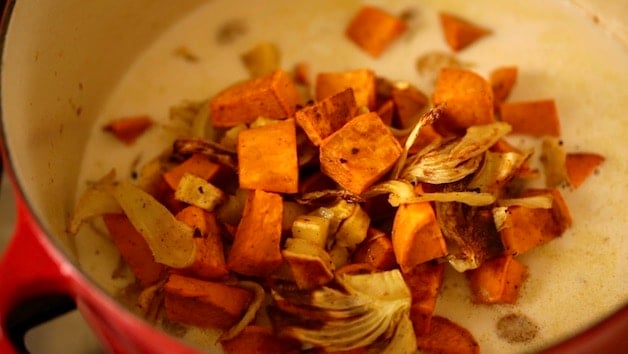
[72,4,605,354]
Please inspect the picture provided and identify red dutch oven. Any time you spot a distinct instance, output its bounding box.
[0,0,626,353]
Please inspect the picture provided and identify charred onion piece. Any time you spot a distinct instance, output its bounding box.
[172,138,237,169]
[295,189,365,206]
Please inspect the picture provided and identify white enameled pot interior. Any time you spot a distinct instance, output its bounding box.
[2,1,627,353]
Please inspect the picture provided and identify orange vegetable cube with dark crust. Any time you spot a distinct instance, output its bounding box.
[175,206,228,280]
[499,189,572,256]
[102,115,153,145]
[316,69,377,110]
[319,112,402,194]
[227,190,284,277]
[346,5,407,57]
[295,88,358,146]
[499,99,561,137]
[164,274,252,329]
[210,70,301,127]
[489,66,518,108]
[237,119,299,194]
[433,67,494,135]
[439,12,491,52]
[221,326,300,354]
[402,261,445,335]
[415,316,480,354]
[162,153,221,190]
[376,99,395,126]
[391,85,429,129]
[467,254,528,304]
[102,214,165,287]
[353,228,397,270]
[565,152,605,188]
[391,202,447,273]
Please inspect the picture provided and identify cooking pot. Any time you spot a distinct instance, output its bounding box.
[0,0,626,353]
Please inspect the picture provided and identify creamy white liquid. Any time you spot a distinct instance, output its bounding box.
[75,1,628,352]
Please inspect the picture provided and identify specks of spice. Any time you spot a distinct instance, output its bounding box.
[496,313,539,343]
[216,19,248,44]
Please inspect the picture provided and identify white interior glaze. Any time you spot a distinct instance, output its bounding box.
[2,1,626,353]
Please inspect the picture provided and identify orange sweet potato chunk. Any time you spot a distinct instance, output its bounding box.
[433,67,494,135]
[353,228,397,270]
[319,112,402,194]
[295,88,358,146]
[346,5,407,57]
[102,115,153,145]
[415,316,480,354]
[237,119,299,194]
[565,152,605,188]
[392,85,429,129]
[439,12,490,52]
[103,214,165,287]
[227,190,284,277]
[391,202,447,273]
[164,274,251,329]
[490,66,518,109]
[499,99,560,137]
[403,261,445,335]
[210,70,301,127]
[221,326,300,354]
[467,255,528,304]
[316,69,377,110]
[163,153,221,190]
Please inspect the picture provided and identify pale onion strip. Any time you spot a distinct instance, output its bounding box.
[497,195,554,209]
[68,169,121,234]
[219,281,265,341]
[394,191,496,207]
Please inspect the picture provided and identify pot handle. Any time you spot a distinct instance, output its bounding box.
[0,194,77,354]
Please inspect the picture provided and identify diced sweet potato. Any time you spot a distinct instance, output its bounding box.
[210,70,301,127]
[293,61,311,86]
[163,153,221,190]
[499,99,560,137]
[565,152,605,188]
[237,119,299,193]
[376,99,395,126]
[353,229,397,270]
[403,261,445,335]
[227,190,284,277]
[102,115,153,145]
[467,254,528,304]
[319,112,403,194]
[175,206,228,280]
[400,124,442,155]
[499,189,572,255]
[391,202,447,273]
[221,325,300,354]
[433,67,494,135]
[392,85,429,129]
[295,88,358,146]
[346,5,407,57]
[102,214,166,286]
[415,316,480,354]
[439,12,490,52]
[164,274,252,329]
[489,66,518,109]
[316,69,377,110]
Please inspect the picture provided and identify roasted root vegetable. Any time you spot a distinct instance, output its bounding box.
[489,66,518,109]
[439,12,490,52]
[467,254,528,304]
[102,115,153,145]
[316,69,376,110]
[402,261,445,335]
[565,152,605,188]
[415,316,480,354]
[345,5,407,57]
[162,153,221,190]
[221,325,300,354]
[499,99,561,137]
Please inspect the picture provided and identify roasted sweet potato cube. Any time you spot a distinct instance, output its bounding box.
[565,152,605,188]
[221,326,300,354]
[489,66,518,108]
[499,189,572,255]
[103,214,165,287]
[316,69,376,110]
[391,85,429,128]
[439,12,490,52]
[499,99,560,137]
[353,229,397,270]
[467,255,528,304]
[433,67,494,135]
[391,202,447,273]
[376,99,395,126]
[403,261,445,335]
[163,153,221,190]
[295,88,358,146]
[164,274,251,329]
[345,5,407,57]
[319,112,402,194]
[227,190,284,277]
[102,115,153,145]
[415,316,480,354]
[282,238,334,289]
[237,119,299,193]
[210,70,301,127]
[175,206,228,280]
